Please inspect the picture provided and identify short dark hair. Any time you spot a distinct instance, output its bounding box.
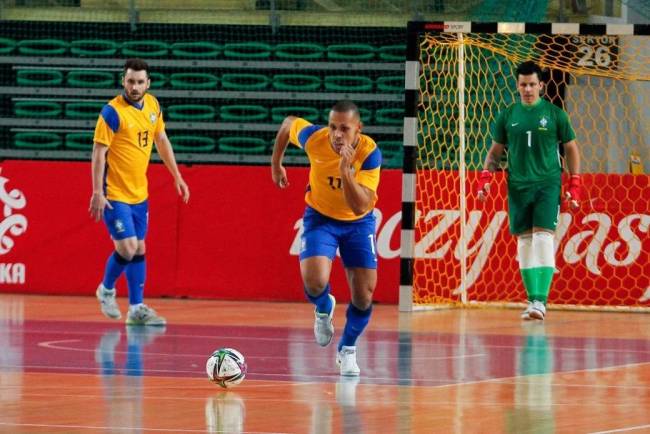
[516,61,543,81]
[331,100,360,118]
[123,58,149,77]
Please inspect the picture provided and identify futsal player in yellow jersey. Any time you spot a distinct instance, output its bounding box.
[89,58,190,326]
[271,100,381,376]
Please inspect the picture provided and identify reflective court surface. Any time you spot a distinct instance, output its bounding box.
[1,294,650,433]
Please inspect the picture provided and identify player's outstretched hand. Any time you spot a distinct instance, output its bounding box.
[476,170,492,202]
[89,192,113,222]
[272,164,289,188]
[564,174,581,211]
[176,177,190,203]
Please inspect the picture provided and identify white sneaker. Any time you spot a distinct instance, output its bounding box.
[126,304,166,326]
[314,294,336,347]
[96,284,121,319]
[336,345,360,376]
[521,301,533,320]
[529,300,546,320]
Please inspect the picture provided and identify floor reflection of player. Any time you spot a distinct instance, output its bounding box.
[95,327,167,432]
[336,377,365,433]
[308,377,364,434]
[204,392,246,434]
[506,323,555,433]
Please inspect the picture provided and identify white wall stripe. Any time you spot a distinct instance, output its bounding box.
[405,61,419,90]
[399,285,414,312]
[498,22,525,34]
[400,229,415,259]
[403,117,417,147]
[401,173,416,203]
[552,23,580,34]
[606,24,634,35]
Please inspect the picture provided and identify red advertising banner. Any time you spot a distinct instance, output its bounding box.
[0,161,401,303]
[0,160,647,307]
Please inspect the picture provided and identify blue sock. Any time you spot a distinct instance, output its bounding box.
[125,254,145,305]
[305,284,333,314]
[102,252,130,289]
[339,303,372,350]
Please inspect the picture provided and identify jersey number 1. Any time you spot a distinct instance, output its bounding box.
[526,130,532,148]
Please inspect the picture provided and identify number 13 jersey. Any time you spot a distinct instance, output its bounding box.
[93,93,165,204]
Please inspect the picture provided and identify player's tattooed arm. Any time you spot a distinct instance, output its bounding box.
[486,153,500,172]
[484,141,505,173]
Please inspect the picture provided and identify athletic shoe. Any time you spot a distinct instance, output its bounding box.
[125,304,166,326]
[314,294,336,347]
[521,301,533,320]
[96,283,121,319]
[336,345,360,376]
[529,300,546,321]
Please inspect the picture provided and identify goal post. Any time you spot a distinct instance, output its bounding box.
[400,21,650,312]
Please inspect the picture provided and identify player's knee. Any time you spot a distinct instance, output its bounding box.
[115,244,137,261]
[351,286,374,310]
[303,281,329,297]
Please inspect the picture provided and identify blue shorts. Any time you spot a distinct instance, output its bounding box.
[299,206,377,269]
[103,200,149,241]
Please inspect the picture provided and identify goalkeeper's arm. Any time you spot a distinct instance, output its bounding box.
[477,141,505,202]
[563,139,581,210]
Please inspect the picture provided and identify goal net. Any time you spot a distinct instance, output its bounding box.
[400,22,650,311]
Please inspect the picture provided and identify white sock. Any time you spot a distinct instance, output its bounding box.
[517,234,534,269]
[533,231,555,269]
[129,303,143,313]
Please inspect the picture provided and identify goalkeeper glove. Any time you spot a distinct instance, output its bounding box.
[476,170,492,200]
[565,174,581,208]
[566,174,581,201]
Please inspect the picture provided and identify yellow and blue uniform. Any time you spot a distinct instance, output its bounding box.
[289,118,381,221]
[93,93,164,240]
[289,118,382,268]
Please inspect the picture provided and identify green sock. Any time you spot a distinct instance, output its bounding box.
[535,267,555,304]
[520,268,537,302]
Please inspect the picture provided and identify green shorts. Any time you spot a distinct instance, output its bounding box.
[507,179,561,235]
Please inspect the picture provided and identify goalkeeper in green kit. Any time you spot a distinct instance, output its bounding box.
[477,61,582,321]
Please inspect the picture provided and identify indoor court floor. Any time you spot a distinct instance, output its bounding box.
[1,294,650,433]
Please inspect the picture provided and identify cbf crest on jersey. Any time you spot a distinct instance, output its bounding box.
[150,113,157,124]
[539,116,548,130]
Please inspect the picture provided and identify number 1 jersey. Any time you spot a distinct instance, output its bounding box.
[492,98,576,184]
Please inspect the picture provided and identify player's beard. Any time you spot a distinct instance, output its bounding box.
[127,90,145,103]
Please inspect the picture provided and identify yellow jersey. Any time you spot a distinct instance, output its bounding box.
[93,93,165,204]
[289,117,381,221]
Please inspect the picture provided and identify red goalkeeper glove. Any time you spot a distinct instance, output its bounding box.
[565,174,581,209]
[476,170,492,201]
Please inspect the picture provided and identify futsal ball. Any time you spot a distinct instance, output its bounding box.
[206,348,247,388]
